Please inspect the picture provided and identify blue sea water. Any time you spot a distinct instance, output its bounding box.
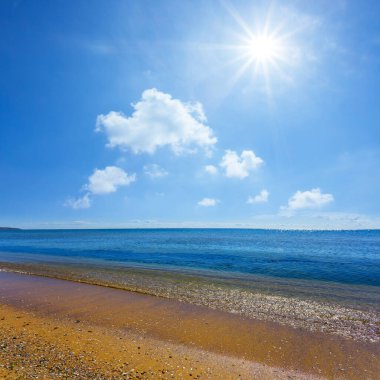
[0,228,379,287]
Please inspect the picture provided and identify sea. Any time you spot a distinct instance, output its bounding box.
[0,229,379,341]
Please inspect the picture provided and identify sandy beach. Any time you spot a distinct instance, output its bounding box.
[2,0,380,377]
[0,271,379,379]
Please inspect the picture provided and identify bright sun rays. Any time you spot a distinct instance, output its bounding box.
[237,28,288,78]
[222,4,296,96]
[228,30,288,97]
[246,34,281,63]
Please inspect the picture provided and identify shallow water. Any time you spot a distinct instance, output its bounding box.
[1,229,379,284]
[0,229,379,341]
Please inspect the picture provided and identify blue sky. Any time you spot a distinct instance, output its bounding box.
[1,0,380,229]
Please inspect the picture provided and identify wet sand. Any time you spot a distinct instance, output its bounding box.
[0,271,379,379]
[1,261,378,343]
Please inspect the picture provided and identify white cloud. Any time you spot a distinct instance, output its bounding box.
[198,198,219,207]
[220,150,264,179]
[65,194,91,209]
[204,165,218,175]
[66,166,136,210]
[96,88,217,155]
[86,166,136,195]
[281,188,334,214]
[247,189,269,204]
[144,164,168,178]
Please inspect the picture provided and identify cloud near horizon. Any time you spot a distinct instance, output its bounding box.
[281,188,334,214]
[65,193,92,209]
[85,166,136,194]
[247,189,269,204]
[198,198,219,207]
[204,164,218,175]
[66,166,136,209]
[143,164,168,178]
[96,88,217,155]
[220,150,264,179]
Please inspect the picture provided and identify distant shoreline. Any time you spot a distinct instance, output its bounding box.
[2,226,380,231]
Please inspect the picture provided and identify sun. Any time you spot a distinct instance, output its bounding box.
[247,34,281,63]
[229,30,288,89]
[219,4,297,95]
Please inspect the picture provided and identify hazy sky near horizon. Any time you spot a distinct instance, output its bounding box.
[1,0,380,229]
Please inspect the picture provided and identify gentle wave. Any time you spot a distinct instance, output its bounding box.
[1,229,379,341]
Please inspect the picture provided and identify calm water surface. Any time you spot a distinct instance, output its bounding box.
[0,229,379,286]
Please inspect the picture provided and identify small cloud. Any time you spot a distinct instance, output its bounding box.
[247,189,269,204]
[65,193,91,209]
[204,165,218,175]
[115,156,127,166]
[220,150,264,179]
[86,166,136,195]
[280,188,334,215]
[198,198,219,207]
[144,164,168,179]
[66,166,136,209]
[96,88,217,155]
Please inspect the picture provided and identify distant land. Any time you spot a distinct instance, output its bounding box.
[0,227,21,230]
